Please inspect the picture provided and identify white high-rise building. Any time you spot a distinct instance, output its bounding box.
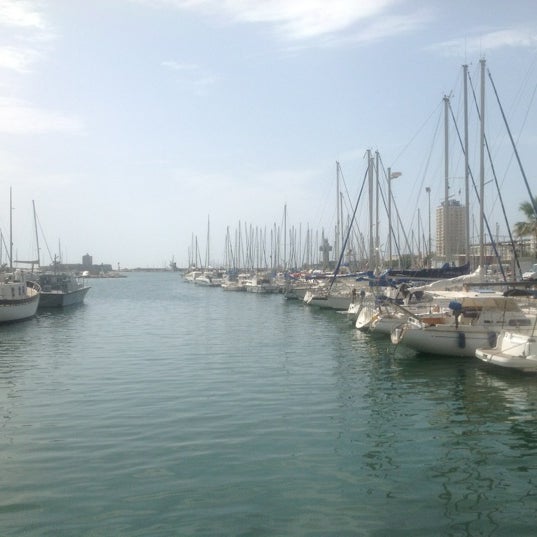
[436,200,466,260]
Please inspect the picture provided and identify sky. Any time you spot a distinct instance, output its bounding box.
[1,0,536,269]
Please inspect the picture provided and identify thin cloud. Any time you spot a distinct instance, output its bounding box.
[304,9,431,50]
[227,0,395,40]
[0,0,55,73]
[0,97,84,134]
[161,60,201,71]
[0,46,40,73]
[349,10,431,44]
[429,26,537,58]
[161,60,218,94]
[0,2,80,133]
[136,0,422,45]
[0,0,46,30]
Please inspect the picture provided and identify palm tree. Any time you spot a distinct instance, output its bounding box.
[514,197,537,256]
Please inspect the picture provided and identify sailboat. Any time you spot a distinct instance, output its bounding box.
[0,190,41,322]
[0,270,41,322]
[389,59,537,358]
[391,295,533,357]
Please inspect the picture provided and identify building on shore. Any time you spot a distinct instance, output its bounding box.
[435,199,467,261]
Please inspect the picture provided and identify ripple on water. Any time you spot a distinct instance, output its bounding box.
[1,273,536,536]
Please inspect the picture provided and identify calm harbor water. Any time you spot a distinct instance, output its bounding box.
[1,272,536,536]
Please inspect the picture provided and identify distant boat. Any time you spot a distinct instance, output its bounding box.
[194,272,218,287]
[37,270,90,308]
[26,202,90,308]
[221,272,248,291]
[0,270,41,322]
[183,269,202,283]
[244,273,279,294]
[383,262,471,282]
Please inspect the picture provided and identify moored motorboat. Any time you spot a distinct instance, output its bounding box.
[194,272,218,286]
[37,271,90,308]
[221,272,249,291]
[244,274,279,293]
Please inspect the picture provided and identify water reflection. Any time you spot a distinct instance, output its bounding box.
[332,321,537,535]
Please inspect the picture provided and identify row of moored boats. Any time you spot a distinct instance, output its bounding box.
[0,269,91,323]
[184,266,537,373]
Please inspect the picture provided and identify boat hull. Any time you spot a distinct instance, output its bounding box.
[475,331,537,372]
[392,325,500,357]
[221,283,245,291]
[0,293,40,322]
[476,347,537,372]
[355,305,377,331]
[39,286,90,308]
[304,292,352,310]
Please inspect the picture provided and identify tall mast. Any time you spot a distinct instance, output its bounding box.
[426,186,431,267]
[479,58,486,267]
[388,167,393,265]
[463,64,470,265]
[9,187,13,270]
[283,204,287,271]
[206,215,210,268]
[443,95,450,263]
[238,220,241,270]
[375,151,380,268]
[367,150,374,269]
[32,200,40,268]
[335,162,340,264]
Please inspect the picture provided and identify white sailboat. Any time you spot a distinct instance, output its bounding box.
[304,279,357,310]
[0,270,40,322]
[391,296,533,357]
[0,190,41,322]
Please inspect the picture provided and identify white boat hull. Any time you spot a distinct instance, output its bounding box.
[392,324,501,357]
[221,283,245,291]
[390,295,534,357]
[304,291,352,310]
[0,290,40,322]
[245,284,278,294]
[355,305,378,331]
[476,347,537,372]
[476,331,537,372]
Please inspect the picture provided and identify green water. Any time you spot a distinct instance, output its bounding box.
[1,272,536,536]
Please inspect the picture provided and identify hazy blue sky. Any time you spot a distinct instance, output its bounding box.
[1,0,536,268]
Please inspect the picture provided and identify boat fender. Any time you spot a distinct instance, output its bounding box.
[457,331,465,349]
[488,332,497,348]
[391,326,403,345]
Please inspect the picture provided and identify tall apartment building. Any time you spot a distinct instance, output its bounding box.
[435,199,467,259]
